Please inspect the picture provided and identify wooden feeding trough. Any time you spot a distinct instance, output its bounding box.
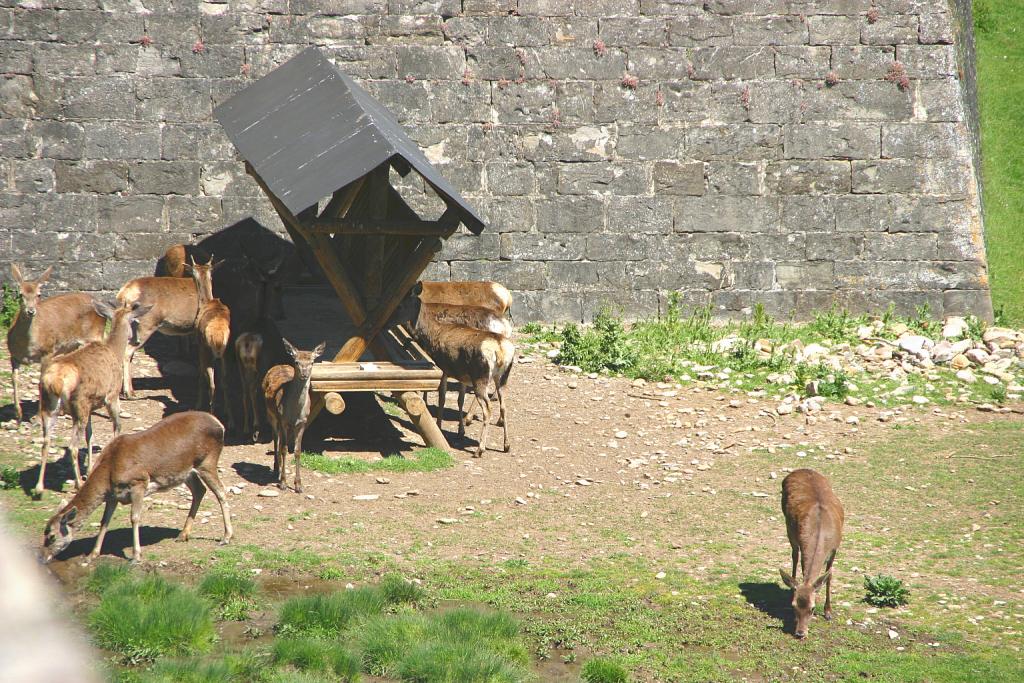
[213,47,486,451]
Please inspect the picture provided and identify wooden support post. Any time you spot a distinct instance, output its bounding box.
[394,391,449,451]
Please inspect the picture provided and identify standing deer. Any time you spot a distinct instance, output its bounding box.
[262,339,325,492]
[410,300,515,457]
[5,265,105,422]
[41,411,232,564]
[156,243,211,279]
[235,331,263,442]
[189,255,234,430]
[37,300,152,494]
[780,468,845,639]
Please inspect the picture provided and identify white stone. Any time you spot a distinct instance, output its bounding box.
[257,489,279,497]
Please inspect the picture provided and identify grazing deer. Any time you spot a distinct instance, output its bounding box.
[189,255,234,430]
[116,275,200,399]
[5,265,105,423]
[235,331,263,442]
[41,411,232,564]
[262,339,325,492]
[411,303,515,457]
[780,468,845,639]
[37,300,152,494]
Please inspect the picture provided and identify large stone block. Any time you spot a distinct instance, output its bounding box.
[429,81,491,124]
[665,13,733,47]
[616,124,684,161]
[677,231,751,260]
[626,47,692,80]
[881,123,961,159]
[98,196,166,234]
[690,47,775,80]
[835,260,986,291]
[673,197,780,233]
[897,45,958,79]
[512,289,582,323]
[56,10,143,44]
[499,232,585,261]
[441,232,501,260]
[784,123,881,160]
[528,46,627,80]
[776,261,834,289]
[130,161,202,196]
[653,161,705,196]
[520,124,613,162]
[774,46,832,78]
[601,17,667,46]
[727,261,774,289]
[494,81,595,125]
[733,15,808,45]
[707,161,761,196]
[166,196,224,233]
[861,14,919,45]
[179,45,246,79]
[805,232,863,260]
[136,78,212,122]
[852,159,969,196]
[766,161,852,195]
[830,46,895,80]
[396,45,465,79]
[450,260,548,291]
[686,124,782,161]
[606,195,672,234]
[55,160,129,194]
[862,233,938,261]
[943,289,992,320]
[557,162,650,196]
[807,15,861,45]
[62,76,136,119]
[782,196,836,233]
[582,289,661,321]
[201,161,260,197]
[85,122,161,161]
[593,81,660,125]
[32,43,96,76]
[918,12,954,45]
[11,230,114,263]
[12,160,53,193]
[0,119,35,158]
[537,195,605,233]
[889,196,970,233]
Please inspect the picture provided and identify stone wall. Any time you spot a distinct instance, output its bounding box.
[0,0,990,322]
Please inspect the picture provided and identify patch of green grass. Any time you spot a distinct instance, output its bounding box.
[582,657,630,683]
[301,447,454,475]
[85,561,132,594]
[89,574,215,663]
[277,587,387,638]
[379,573,425,605]
[317,567,345,581]
[199,567,258,621]
[0,464,20,489]
[271,637,360,681]
[827,650,1024,683]
[0,282,19,329]
[976,0,1024,323]
[863,575,911,608]
[397,641,528,682]
[134,652,265,683]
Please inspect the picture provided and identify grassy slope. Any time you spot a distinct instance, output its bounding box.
[975,0,1024,323]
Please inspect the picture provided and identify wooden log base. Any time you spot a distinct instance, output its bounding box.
[395,390,449,452]
[324,392,346,415]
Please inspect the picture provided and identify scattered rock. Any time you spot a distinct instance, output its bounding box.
[776,402,794,416]
[437,518,458,525]
[257,489,280,497]
[941,317,968,339]
[353,494,379,501]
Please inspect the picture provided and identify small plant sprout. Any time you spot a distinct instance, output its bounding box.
[740,84,751,109]
[550,105,562,129]
[621,73,639,90]
[655,89,665,106]
[686,63,696,78]
[864,575,910,607]
[867,6,880,24]
[515,48,526,67]
[885,61,910,90]
[461,68,474,86]
[240,63,250,76]
[593,38,607,56]
[405,74,415,83]
[139,34,153,47]
[191,40,205,54]
[825,71,839,87]
[497,77,510,89]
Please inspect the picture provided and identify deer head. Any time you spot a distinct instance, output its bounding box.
[780,568,831,639]
[94,300,154,348]
[282,339,325,384]
[10,264,53,318]
[41,506,78,563]
[188,254,224,303]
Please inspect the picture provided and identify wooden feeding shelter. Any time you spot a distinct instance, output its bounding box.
[213,47,486,451]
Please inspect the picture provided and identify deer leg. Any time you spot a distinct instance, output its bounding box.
[177,472,206,542]
[497,386,510,453]
[196,467,233,545]
[473,381,491,458]
[35,398,58,496]
[68,417,85,490]
[436,372,447,431]
[457,383,467,438]
[89,497,118,561]
[197,345,211,410]
[122,344,138,399]
[276,428,288,490]
[129,484,145,563]
[292,422,307,493]
[84,414,94,476]
[791,546,800,582]
[108,394,123,436]
[220,355,236,432]
[11,358,22,423]
[823,551,836,621]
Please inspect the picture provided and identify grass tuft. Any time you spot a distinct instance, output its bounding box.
[0,283,19,329]
[136,652,264,683]
[89,574,215,663]
[84,561,132,594]
[301,447,453,475]
[582,657,630,683]
[397,641,528,683]
[1,464,20,490]
[379,574,425,605]
[199,567,258,620]
[277,587,385,638]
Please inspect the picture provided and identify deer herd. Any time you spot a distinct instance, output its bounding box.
[7,255,845,639]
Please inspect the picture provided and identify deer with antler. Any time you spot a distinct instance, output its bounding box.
[189,255,235,430]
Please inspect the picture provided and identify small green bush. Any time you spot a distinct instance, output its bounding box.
[581,657,630,683]
[277,588,385,637]
[317,567,345,581]
[0,464,20,490]
[380,574,425,605]
[0,282,19,329]
[355,612,429,677]
[272,637,334,672]
[863,574,910,608]
[89,574,215,662]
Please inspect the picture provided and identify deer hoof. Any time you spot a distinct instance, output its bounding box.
[823,609,833,621]
[175,534,189,543]
[218,538,231,546]
[277,481,287,491]
[294,483,303,494]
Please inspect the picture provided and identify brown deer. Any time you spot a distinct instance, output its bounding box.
[780,468,845,639]
[411,302,515,457]
[5,265,105,423]
[235,331,263,442]
[37,300,152,494]
[189,255,234,430]
[41,411,232,564]
[418,281,512,318]
[262,339,325,492]
[156,243,211,279]
[116,275,200,399]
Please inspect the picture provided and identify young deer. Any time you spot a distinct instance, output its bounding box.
[411,304,515,457]
[262,339,325,492]
[780,468,845,639]
[5,265,105,422]
[37,300,152,494]
[116,275,200,398]
[189,255,234,430]
[235,331,263,442]
[41,411,232,564]
[157,243,211,279]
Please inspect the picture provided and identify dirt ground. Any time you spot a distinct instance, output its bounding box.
[2,337,1008,577]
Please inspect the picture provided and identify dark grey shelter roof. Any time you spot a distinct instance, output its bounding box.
[213,47,485,233]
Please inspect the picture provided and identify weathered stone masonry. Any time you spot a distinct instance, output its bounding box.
[0,1,990,322]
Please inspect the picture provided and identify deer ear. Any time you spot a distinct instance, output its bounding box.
[411,282,423,298]
[282,338,298,359]
[38,266,54,284]
[65,507,77,523]
[212,259,226,272]
[779,567,797,589]
[92,300,115,320]
[812,571,831,591]
[312,342,326,359]
[11,263,23,284]
[130,303,154,320]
